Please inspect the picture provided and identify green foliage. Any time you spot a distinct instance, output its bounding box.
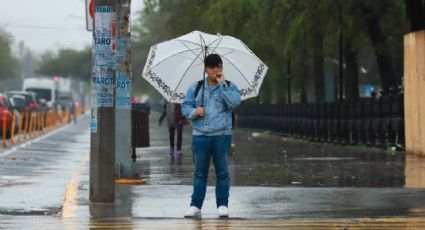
[0,29,20,80]
[131,0,406,102]
[36,47,91,81]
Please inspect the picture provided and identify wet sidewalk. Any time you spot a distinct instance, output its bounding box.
[87,113,425,219]
[2,112,425,229]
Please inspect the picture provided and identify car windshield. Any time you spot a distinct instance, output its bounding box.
[24,95,35,104]
[8,93,35,104]
[10,97,27,108]
[26,88,52,101]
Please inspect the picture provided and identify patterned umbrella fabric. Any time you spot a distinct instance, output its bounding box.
[142,30,268,103]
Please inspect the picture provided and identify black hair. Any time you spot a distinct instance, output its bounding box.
[204,54,222,68]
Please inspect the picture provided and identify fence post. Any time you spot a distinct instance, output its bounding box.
[54,111,58,127]
[17,112,24,142]
[2,111,7,147]
[24,112,29,139]
[10,111,16,144]
[29,113,34,138]
[49,111,52,129]
[35,112,39,136]
[38,112,42,133]
[42,112,46,132]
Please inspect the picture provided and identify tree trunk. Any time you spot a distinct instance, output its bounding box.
[277,72,287,104]
[313,30,325,103]
[405,0,425,32]
[364,15,396,94]
[344,40,359,101]
[260,78,272,103]
[300,46,308,103]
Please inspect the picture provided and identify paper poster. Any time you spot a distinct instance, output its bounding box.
[92,65,114,107]
[92,6,114,108]
[116,72,131,109]
[90,108,98,133]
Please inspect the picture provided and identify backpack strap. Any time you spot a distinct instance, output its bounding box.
[194,80,232,98]
[194,80,204,98]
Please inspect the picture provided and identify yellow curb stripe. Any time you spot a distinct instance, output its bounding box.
[61,154,89,218]
[115,178,147,186]
[84,217,425,229]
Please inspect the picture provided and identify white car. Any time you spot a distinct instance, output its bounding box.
[23,78,57,110]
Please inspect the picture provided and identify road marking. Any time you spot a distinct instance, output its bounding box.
[83,217,425,229]
[61,154,89,218]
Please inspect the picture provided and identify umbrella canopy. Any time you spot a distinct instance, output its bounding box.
[142,30,268,103]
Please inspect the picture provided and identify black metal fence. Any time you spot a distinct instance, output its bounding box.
[236,95,405,149]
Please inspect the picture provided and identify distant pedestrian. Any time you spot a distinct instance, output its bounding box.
[159,101,185,156]
[69,101,77,124]
[182,54,241,218]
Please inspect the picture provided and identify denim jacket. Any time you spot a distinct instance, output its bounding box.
[182,79,241,136]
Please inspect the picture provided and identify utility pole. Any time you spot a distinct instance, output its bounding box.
[114,0,132,178]
[90,0,116,202]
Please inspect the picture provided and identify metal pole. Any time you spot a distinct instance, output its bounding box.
[90,0,116,202]
[114,0,133,178]
[200,35,207,107]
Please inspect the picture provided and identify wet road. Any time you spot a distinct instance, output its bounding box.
[1,112,425,229]
[0,117,90,216]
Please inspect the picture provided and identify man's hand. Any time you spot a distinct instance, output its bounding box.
[195,107,205,117]
[216,71,224,82]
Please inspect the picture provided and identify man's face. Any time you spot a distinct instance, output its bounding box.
[205,64,223,81]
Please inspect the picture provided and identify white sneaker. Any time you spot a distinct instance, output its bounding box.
[184,206,201,218]
[217,206,229,217]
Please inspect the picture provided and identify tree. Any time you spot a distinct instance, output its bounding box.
[0,29,19,80]
[357,0,406,94]
[36,47,91,81]
[406,0,425,32]
[131,0,406,103]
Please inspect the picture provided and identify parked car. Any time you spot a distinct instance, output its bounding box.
[56,91,74,111]
[8,95,28,113]
[23,78,56,110]
[0,93,13,138]
[6,95,23,130]
[5,91,40,112]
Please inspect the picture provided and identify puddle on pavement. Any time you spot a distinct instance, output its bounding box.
[137,121,413,188]
[229,132,406,187]
[137,113,424,189]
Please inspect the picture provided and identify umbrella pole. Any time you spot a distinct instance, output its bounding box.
[201,54,205,107]
[201,43,208,108]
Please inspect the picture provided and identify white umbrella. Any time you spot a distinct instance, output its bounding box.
[142,30,268,103]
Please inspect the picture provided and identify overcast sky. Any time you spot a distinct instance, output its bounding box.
[0,0,144,55]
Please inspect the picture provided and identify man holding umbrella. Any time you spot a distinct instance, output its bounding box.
[182,54,241,218]
[142,30,268,217]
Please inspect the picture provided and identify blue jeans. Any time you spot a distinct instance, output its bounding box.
[190,135,231,209]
